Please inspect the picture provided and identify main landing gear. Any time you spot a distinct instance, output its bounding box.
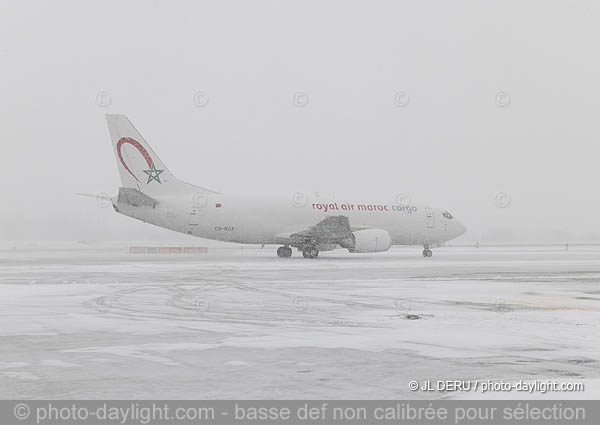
[422,246,433,257]
[276,246,293,258]
[302,245,319,259]
[277,243,319,259]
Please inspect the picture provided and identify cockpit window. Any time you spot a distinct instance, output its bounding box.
[442,211,454,219]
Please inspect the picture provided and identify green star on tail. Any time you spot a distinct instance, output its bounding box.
[143,163,164,184]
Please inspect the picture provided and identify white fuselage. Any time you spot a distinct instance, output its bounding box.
[113,192,467,247]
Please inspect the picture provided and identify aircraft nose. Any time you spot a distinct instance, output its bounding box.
[454,220,467,237]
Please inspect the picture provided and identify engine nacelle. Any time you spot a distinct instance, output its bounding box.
[341,229,392,253]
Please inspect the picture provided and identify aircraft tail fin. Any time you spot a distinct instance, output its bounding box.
[105,114,217,197]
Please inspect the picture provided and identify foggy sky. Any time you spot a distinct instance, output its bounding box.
[2,0,599,243]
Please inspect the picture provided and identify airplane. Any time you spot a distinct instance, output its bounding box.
[104,115,466,258]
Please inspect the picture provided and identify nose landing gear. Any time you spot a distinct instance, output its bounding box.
[422,246,433,257]
[276,246,293,258]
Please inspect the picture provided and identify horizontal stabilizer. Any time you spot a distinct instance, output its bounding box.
[118,187,159,208]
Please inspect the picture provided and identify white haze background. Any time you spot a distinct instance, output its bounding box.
[2,0,599,243]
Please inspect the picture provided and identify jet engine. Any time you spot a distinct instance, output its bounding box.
[340,229,392,253]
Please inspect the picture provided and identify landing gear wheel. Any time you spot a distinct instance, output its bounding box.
[277,246,292,258]
[422,249,433,257]
[302,246,319,259]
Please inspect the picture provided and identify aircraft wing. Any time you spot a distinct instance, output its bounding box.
[286,215,354,246]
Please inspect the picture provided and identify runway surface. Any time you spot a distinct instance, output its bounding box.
[1,243,599,399]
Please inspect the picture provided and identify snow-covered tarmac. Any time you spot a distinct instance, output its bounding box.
[1,243,599,399]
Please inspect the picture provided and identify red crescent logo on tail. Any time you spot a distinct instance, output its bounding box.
[117,137,154,183]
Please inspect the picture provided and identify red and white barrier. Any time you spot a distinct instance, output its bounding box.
[129,246,208,254]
